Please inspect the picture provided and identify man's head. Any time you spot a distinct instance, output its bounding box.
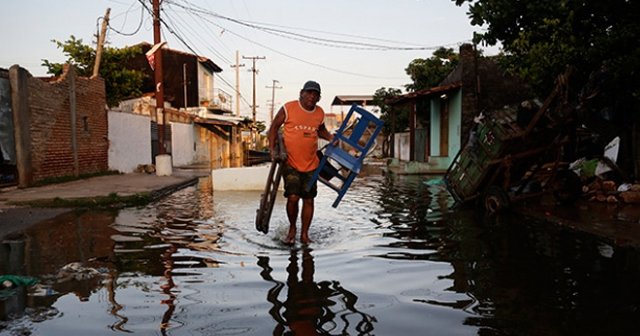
[299,80,321,110]
[302,80,321,94]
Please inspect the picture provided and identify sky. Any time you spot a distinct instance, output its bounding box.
[0,0,499,124]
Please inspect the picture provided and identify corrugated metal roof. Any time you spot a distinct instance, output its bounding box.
[133,42,222,72]
[194,117,237,126]
[331,95,374,106]
[389,82,462,105]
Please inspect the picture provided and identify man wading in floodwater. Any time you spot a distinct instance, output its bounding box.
[268,81,334,245]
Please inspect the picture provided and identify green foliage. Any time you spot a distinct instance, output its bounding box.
[14,193,152,209]
[404,47,459,92]
[454,0,640,175]
[373,87,408,134]
[373,47,460,134]
[255,120,267,133]
[42,35,146,107]
[453,0,640,100]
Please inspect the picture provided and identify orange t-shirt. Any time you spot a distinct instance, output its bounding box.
[282,100,325,172]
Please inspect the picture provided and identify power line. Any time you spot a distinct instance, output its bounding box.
[164,2,402,80]
[163,3,251,107]
[163,0,467,79]
[243,55,266,123]
[162,11,249,104]
[162,5,233,64]
[161,8,253,109]
[137,0,253,109]
[266,79,282,122]
[169,0,463,51]
[108,3,145,36]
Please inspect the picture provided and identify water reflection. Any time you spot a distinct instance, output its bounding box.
[258,247,376,335]
[373,174,459,261]
[160,244,177,334]
[2,174,640,335]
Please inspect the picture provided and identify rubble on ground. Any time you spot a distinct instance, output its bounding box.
[135,164,156,174]
[583,180,640,204]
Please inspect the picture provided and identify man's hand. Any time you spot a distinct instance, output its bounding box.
[329,134,339,147]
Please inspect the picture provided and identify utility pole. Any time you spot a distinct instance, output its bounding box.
[152,0,166,155]
[183,63,188,108]
[266,79,282,122]
[92,8,110,78]
[242,55,265,123]
[230,50,245,116]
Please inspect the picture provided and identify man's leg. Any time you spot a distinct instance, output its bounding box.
[300,198,314,244]
[285,195,300,244]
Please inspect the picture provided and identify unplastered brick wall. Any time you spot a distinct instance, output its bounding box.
[21,66,108,183]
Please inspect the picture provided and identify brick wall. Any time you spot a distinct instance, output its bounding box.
[11,65,108,186]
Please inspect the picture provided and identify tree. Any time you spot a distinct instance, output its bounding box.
[373,47,460,133]
[373,87,406,135]
[404,47,459,92]
[255,120,267,134]
[42,36,146,107]
[453,0,640,97]
[453,0,640,177]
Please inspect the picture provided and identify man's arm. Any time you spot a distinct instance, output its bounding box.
[268,107,286,160]
[318,123,334,143]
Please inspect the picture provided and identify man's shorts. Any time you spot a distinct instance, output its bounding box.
[282,163,318,199]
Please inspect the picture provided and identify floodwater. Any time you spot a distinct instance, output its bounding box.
[2,172,640,335]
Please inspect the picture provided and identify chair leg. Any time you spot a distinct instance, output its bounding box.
[332,172,357,208]
[307,155,328,191]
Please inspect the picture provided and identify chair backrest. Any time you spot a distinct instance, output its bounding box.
[335,104,384,158]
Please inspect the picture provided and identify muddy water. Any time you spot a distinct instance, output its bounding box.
[2,174,640,335]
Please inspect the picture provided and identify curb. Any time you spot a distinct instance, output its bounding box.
[149,177,200,202]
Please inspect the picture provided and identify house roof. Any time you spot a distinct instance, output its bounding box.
[389,82,462,105]
[194,117,237,126]
[192,109,246,126]
[134,42,223,72]
[197,56,222,73]
[331,95,374,106]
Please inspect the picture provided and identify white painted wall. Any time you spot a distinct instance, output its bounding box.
[393,132,411,161]
[171,121,197,167]
[193,125,210,163]
[197,63,213,102]
[211,164,283,190]
[108,111,151,173]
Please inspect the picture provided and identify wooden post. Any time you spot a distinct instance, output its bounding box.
[92,8,110,79]
[153,0,166,154]
[69,66,79,176]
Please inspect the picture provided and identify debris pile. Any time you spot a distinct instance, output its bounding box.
[135,163,156,174]
[583,180,640,204]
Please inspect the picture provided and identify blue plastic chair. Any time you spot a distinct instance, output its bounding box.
[308,104,384,207]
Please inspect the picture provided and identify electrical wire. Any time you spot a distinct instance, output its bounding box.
[173,5,405,80]
[136,0,468,80]
[161,10,252,107]
[108,3,145,36]
[168,0,461,51]
[163,6,233,64]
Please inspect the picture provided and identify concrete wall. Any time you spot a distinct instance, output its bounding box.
[211,127,230,169]
[430,89,463,161]
[10,65,108,187]
[212,164,282,190]
[0,70,15,164]
[171,121,196,166]
[393,132,411,161]
[108,111,152,173]
[198,63,213,103]
[194,125,211,163]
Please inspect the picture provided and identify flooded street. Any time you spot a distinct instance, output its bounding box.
[2,173,640,335]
